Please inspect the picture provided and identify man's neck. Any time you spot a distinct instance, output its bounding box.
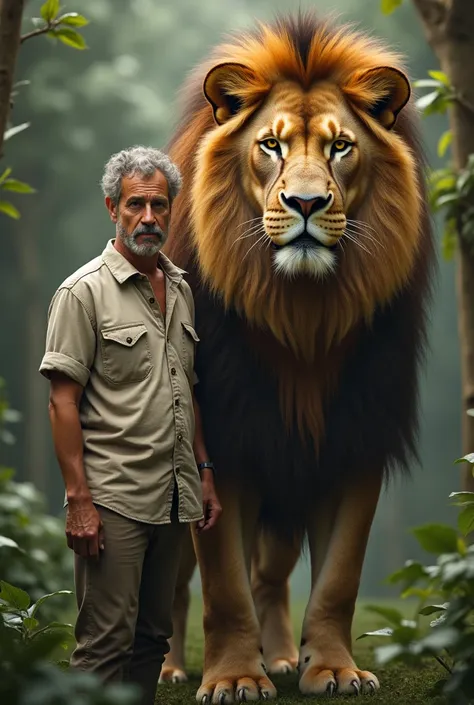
[113,237,161,276]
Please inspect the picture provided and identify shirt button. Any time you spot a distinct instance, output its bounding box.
[177,433,183,442]
[149,297,155,304]
[126,337,132,344]
[171,367,176,376]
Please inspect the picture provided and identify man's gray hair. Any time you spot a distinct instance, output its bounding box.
[101,145,182,205]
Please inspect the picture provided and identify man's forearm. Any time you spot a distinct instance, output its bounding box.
[49,399,90,501]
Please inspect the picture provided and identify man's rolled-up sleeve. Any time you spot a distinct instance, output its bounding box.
[39,288,96,387]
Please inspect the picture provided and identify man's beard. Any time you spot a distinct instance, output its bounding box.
[117,221,167,256]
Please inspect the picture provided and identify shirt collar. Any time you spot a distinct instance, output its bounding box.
[102,239,187,285]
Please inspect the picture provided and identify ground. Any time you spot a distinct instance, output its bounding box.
[155,596,448,704]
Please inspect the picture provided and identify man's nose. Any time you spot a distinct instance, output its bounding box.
[141,204,155,222]
[281,192,333,218]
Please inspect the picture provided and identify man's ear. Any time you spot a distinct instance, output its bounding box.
[105,196,118,223]
[203,62,256,125]
[353,66,411,130]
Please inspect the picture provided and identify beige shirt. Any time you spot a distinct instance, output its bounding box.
[39,239,203,525]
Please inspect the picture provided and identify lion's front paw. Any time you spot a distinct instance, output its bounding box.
[299,664,379,696]
[196,673,277,703]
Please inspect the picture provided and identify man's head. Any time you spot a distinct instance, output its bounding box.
[102,146,182,257]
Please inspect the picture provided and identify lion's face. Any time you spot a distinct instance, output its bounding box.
[239,81,373,278]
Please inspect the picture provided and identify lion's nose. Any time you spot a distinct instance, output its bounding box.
[281,192,333,218]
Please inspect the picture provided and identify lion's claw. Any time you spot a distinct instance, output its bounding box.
[352,680,360,696]
[326,681,336,697]
[237,688,247,702]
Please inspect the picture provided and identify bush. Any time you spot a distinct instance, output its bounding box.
[359,454,474,702]
[0,580,140,705]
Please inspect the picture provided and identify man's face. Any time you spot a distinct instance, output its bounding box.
[107,170,170,256]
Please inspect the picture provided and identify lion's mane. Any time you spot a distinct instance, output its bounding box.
[165,13,435,532]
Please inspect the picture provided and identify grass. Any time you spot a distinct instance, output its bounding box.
[155,596,448,705]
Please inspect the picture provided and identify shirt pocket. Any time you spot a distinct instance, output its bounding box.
[100,322,153,385]
[181,322,200,378]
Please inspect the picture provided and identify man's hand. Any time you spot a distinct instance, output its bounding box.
[196,472,222,533]
[66,496,105,558]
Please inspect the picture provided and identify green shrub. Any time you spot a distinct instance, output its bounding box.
[359,455,474,702]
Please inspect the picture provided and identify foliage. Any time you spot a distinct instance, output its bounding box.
[0,581,140,705]
[380,2,474,262]
[0,380,72,613]
[0,1,89,220]
[358,456,474,702]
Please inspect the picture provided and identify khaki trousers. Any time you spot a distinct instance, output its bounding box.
[70,500,186,705]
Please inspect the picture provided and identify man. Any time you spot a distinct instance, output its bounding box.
[39,145,221,705]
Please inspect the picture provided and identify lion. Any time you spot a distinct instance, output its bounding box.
[161,12,434,702]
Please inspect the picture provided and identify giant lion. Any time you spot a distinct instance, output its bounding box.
[161,12,435,703]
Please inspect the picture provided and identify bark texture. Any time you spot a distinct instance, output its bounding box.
[0,0,25,157]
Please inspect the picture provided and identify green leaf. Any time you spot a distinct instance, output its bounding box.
[0,581,30,610]
[388,560,429,586]
[419,603,449,616]
[50,27,87,49]
[458,504,474,536]
[40,0,60,22]
[1,179,36,194]
[441,221,457,261]
[375,643,405,664]
[428,70,450,87]
[381,0,403,14]
[58,12,89,27]
[364,605,404,626]
[357,627,394,640]
[412,524,459,554]
[414,79,444,89]
[0,201,20,219]
[419,627,459,652]
[4,122,30,141]
[455,453,474,464]
[449,491,474,505]
[416,91,441,111]
[30,590,73,618]
[0,168,12,184]
[23,617,39,631]
[438,130,452,158]
[0,535,21,550]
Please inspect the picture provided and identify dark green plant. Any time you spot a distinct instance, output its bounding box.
[0,581,140,705]
[359,456,474,702]
[0,379,73,610]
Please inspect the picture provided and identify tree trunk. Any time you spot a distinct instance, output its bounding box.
[0,0,25,157]
[413,0,474,495]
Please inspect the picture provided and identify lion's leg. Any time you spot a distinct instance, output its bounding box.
[298,474,382,697]
[159,527,197,683]
[251,531,300,675]
[194,483,277,703]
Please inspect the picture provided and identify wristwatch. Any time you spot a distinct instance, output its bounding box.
[197,461,215,477]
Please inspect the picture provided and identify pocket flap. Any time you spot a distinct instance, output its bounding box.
[101,323,147,347]
[182,322,200,343]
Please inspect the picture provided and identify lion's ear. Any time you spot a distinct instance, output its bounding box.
[203,62,255,125]
[355,67,411,130]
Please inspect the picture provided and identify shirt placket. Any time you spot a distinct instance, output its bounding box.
[163,276,188,519]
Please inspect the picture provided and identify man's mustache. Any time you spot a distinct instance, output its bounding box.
[133,225,163,236]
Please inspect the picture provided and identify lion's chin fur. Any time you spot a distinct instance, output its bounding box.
[272,244,337,280]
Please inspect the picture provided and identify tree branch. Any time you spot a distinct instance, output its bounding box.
[20,25,51,44]
[0,0,26,159]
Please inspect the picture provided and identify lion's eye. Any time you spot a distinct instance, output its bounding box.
[259,138,282,156]
[330,139,353,157]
